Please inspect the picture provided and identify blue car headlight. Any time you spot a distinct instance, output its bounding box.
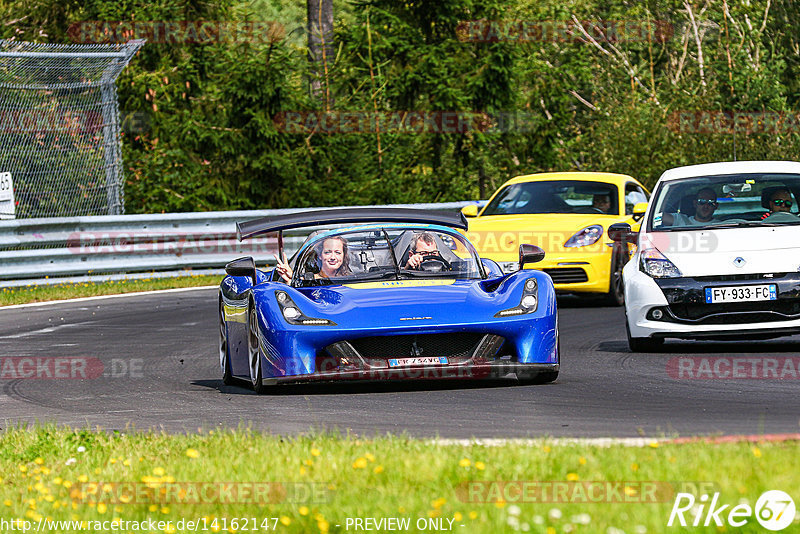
[495,278,538,317]
[275,291,336,326]
[564,225,604,248]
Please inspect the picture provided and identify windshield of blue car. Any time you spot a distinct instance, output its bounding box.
[648,173,800,232]
[482,181,620,216]
[292,228,483,286]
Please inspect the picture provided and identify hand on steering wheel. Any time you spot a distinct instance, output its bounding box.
[417,253,451,272]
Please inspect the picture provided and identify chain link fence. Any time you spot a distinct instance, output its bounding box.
[0,39,144,218]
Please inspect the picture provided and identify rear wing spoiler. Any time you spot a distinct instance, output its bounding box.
[236,208,468,241]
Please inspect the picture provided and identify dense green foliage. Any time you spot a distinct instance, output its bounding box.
[2,0,798,212]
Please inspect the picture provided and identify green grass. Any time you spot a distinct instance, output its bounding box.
[0,428,797,533]
[0,276,222,307]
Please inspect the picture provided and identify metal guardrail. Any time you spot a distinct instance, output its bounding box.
[0,202,481,287]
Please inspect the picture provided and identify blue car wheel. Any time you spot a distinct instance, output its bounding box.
[248,302,266,394]
[219,301,234,386]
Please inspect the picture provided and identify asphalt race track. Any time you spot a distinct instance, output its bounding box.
[1,287,798,438]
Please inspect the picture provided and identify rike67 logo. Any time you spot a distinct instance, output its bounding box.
[668,490,796,531]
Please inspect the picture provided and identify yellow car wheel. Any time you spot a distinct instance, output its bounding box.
[602,247,626,306]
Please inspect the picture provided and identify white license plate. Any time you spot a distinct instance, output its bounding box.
[388,357,448,367]
[704,284,777,303]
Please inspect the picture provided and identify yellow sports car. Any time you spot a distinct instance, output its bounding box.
[462,172,649,305]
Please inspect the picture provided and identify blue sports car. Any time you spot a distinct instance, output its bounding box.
[218,208,559,392]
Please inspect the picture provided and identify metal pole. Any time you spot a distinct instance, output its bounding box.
[100,82,120,214]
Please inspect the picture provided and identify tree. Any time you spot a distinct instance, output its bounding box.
[307,0,334,107]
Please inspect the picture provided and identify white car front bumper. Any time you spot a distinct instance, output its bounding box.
[623,260,800,340]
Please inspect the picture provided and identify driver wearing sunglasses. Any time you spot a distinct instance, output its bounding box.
[761,188,796,220]
[769,189,793,212]
[661,187,719,227]
[691,188,719,223]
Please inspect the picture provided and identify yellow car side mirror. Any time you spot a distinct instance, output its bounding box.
[632,202,648,222]
[461,204,479,217]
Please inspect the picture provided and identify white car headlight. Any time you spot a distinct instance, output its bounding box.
[639,247,682,278]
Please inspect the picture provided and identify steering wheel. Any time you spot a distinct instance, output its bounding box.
[418,253,451,272]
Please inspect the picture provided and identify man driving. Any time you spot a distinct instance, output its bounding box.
[404,232,440,270]
[591,194,611,213]
[661,187,718,226]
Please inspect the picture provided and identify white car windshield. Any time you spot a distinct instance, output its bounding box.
[292,227,483,286]
[648,173,800,231]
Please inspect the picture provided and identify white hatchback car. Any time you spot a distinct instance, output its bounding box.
[610,161,800,351]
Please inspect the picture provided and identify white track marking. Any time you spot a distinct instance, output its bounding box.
[0,285,217,310]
